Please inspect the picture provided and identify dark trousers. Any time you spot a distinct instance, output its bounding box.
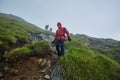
[56,40,65,56]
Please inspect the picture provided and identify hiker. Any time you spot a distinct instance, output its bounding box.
[52,22,71,56]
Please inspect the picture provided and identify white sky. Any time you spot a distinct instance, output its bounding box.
[0,0,120,41]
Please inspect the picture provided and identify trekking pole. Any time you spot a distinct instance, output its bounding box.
[47,40,57,54]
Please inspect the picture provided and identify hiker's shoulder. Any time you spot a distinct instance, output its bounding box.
[63,27,69,32]
[63,27,67,30]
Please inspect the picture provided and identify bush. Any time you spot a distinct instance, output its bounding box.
[33,40,51,56]
[7,46,32,57]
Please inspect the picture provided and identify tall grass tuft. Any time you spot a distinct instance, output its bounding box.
[32,40,51,56]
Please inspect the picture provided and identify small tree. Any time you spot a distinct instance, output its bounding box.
[45,25,49,30]
[49,28,52,32]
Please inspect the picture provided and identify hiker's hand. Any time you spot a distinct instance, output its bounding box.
[68,37,71,41]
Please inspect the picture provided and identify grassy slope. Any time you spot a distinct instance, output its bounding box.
[61,47,120,80]
[0,13,41,44]
[0,13,53,61]
[61,36,120,80]
[0,13,52,53]
[0,13,120,80]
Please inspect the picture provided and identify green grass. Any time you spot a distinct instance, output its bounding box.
[60,48,120,80]
[65,36,87,49]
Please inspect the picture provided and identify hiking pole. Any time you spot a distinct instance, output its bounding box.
[48,40,57,54]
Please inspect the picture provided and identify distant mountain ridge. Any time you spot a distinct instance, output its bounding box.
[75,34,120,48]
[0,13,25,22]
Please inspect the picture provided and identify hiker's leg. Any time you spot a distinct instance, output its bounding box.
[60,40,65,56]
[56,40,60,56]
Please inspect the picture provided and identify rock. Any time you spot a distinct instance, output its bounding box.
[40,33,45,40]
[51,66,64,80]
[40,69,46,73]
[12,69,19,76]
[38,58,43,65]
[38,58,47,68]
[0,72,3,78]
[47,60,51,68]
[40,58,47,67]
[44,74,50,80]
[48,35,54,41]
[4,66,9,71]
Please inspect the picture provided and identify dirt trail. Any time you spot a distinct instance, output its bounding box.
[0,54,60,80]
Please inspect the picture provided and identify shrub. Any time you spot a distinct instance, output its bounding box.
[7,46,32,57]
[33,40,51,56]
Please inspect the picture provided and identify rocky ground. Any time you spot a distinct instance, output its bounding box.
[0,54,61,80]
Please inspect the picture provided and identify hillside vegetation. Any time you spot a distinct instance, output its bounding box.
[61,35,120,80]
[0,13,120,80]
[0,13,52,60]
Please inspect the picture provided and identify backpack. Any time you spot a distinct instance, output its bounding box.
[63,27,67,37]
[63,27,66,33]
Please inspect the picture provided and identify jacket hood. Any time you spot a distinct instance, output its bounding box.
[57,22,62,29]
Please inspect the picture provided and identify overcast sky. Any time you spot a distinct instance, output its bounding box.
[0,0,120,41]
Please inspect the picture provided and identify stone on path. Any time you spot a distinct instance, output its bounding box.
[51,65,64,80]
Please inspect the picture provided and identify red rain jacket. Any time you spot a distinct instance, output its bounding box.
[53,23,70,42]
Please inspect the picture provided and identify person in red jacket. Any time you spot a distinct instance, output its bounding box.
[52,22,71,56]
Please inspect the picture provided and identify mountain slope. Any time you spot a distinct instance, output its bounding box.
[0,13,120,80]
